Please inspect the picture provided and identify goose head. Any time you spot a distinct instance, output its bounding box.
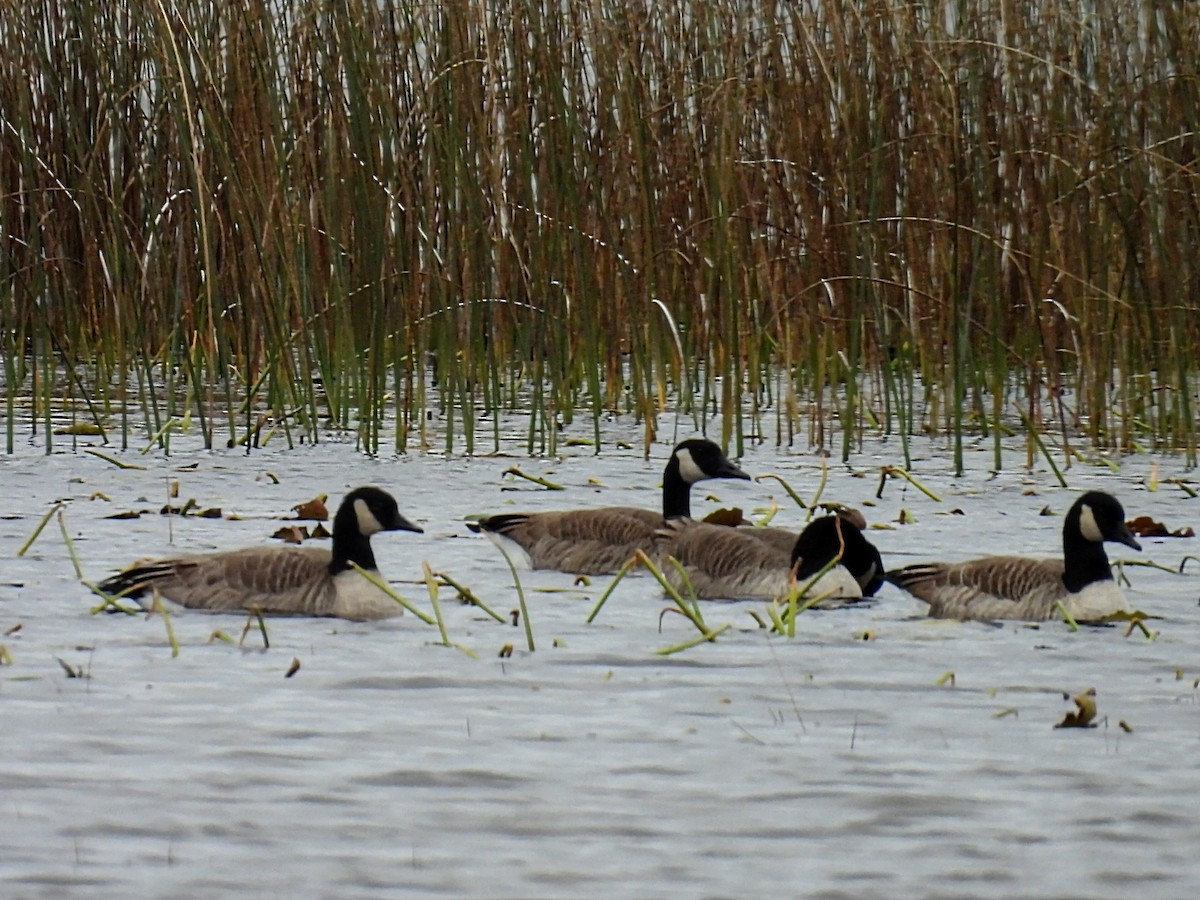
[1068,491,1140,551]
[337,486,424,538]
[669,438,752,485]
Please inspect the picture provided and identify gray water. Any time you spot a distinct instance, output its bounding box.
[3,423,1199,897]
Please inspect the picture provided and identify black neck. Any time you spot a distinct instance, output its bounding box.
[661,453,693,519]
[1061,528,1113,593]
[329,505,377,574]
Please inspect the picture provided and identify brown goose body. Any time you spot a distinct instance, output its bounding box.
[469,439,751,574]
[886,491,1141,622]
[655,512,880,602]
[97,487,422,620]
[656,519,794,598]
[477,507,667,574]
[886,558,1085,621]
[733,525,800,557]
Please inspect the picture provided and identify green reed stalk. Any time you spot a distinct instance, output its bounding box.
[1,0,1197,461]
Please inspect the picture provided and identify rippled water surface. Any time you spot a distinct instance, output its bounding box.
[3,425,1199,897]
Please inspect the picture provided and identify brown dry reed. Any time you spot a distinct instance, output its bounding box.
[2,1,1198,469]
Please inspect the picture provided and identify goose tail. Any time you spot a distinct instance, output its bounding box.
[96,562,174,601]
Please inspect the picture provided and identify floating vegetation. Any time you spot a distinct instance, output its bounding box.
[484,537,535,652]
[348,563,435,625]
[434,570,505,624]
[1055,689,1099,729]
[502,468,566,491]
[239,608,270,650]
[1126,516,1196,538]
[422,562,452,648]
[55,657,88,679]
[876,467,943,503]
[291,495,330,521]
[16,503,64,557]
[152,592,181,658]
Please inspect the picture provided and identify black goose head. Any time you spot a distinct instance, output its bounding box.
[1060,491,1140,593]
[790,512,884,595]
[667,439,752,485]
[1066,491,1140,551]
[331,486,422,573]
[660,439,751,519]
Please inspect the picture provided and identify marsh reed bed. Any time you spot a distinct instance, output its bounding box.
[2,1,1198,466]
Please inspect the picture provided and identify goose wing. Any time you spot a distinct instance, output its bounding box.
[110,546,337,614]
[476,507,660,574]
[888,557,1067,620]
[736,524,799,556]
[654,519,793,599]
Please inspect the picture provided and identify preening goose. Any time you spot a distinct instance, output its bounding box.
[468,438,751,574]
[885,490,1141,622]
[96,486,423,620]
[655,510,883,602]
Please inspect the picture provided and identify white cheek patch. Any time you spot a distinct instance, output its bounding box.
[675,448,706,483]
[354,498,384,536]
[1077,504,1103,543]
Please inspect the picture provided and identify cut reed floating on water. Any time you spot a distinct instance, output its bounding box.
[17,502,64,557]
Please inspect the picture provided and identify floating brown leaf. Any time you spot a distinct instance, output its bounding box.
[292,494,329,521]
[702,507,748,527]
[310,522,332,539]
[198,507,223,519]
[106,510,143,520]
[272,525,309,544]
[1054,689,1097,729]
[1127,515,1194,538]
[285,658,301,678]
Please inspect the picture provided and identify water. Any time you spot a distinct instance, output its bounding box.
[2,424,1199,897]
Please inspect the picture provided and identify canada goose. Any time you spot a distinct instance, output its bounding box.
[468,438,751,574]
[655,510,883,601]
[885,490,1141,622]
[96,486,423,620]
[729,507,885,593]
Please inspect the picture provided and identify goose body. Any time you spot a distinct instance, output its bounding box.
[656,511,883,602]
[886,490,1141,622]
[468,439,751,574]
[97,486,422,620]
